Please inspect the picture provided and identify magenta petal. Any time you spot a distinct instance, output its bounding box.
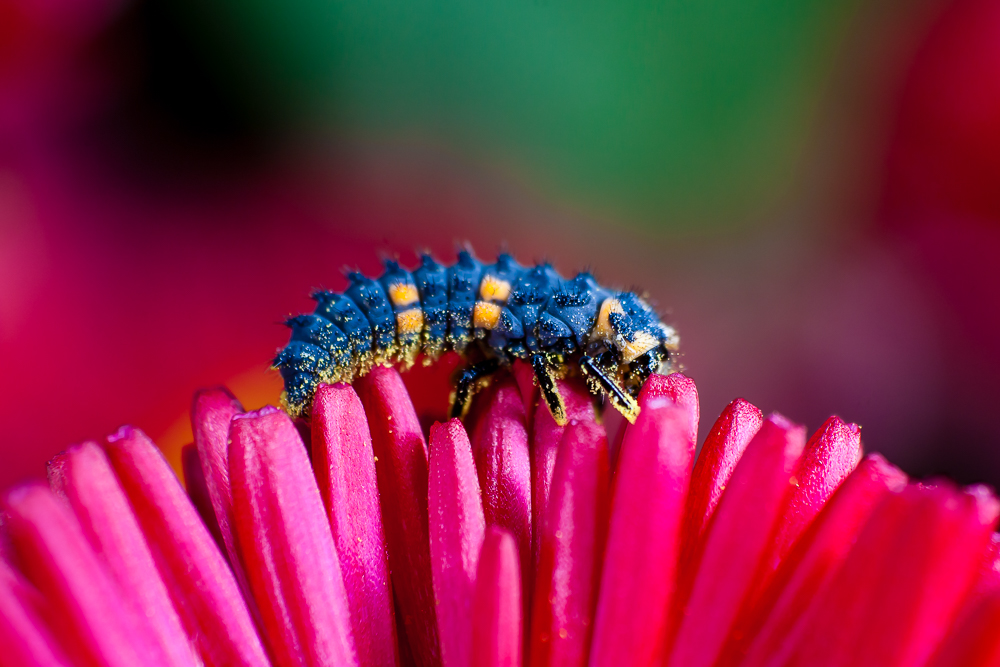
[767,416,863,572]
[637,373,700,446]
[927,587,1000,667]
[0,558,71,667]
[590,397,696,667]
[779,483,999,667]
[856,484,1000,666]
[312,383,399,667]
[728,416,864,647]
[681,397,763,542]
[104,426,269,667]
[472,378,532,612]
[429,419,487,667]
[968,533,1000,596]
[191,389,253,583]
[529,418,610,667]
[229,406,358,667]
[356,365,441,667]
[471,527,523,667]
[181,443,226,551]
[610,372,698,475]
[531,378,595,571]
[511,359,539,421]
[48,442,198,667]
[739,453,907,667]
[667,414,806,667]
[3,483,167,666]
[676,398,763,605]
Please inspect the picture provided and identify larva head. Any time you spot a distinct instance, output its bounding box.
[591,291,678,364]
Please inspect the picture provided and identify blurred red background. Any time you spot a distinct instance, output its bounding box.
[1,0,999,488]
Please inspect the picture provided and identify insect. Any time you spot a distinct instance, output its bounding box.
[272,250,679,425]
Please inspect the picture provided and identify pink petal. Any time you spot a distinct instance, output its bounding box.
[667,414,806,667]
[312,383,399,667]
[926,587,1000,667]
[0,558,71,667]
[429,419,487,667]
[400,350,464,431]
[969,533,1000,595]
[603,373,701,478]
[530,378,595,572]
[739,453,907,667]
[471,527,523,667]
[589,397,696,667]
[48,442,198,667]
[529,418,610,667]
[636,373,700,446]
[191,388,252,585]
[675,398,763,609]
[609,372,698,475]
[471,378,532,613]
[104,426,269,667]
[767,416,863,572]
[779,483,999,667]
[3,482,167,666]
[356,365,441,667]
[511,358,539,420]
[229,406,358,667]
[181,443,226,553]
[720,416,864,661]
[919,535,1000,667]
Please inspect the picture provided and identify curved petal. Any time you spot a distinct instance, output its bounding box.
[676,398,763,610]
[530,378,594,573]
[739,453,907,667]
[780,483,999,667]
[667,414,806,667]
[104,426,269,667]
[3,483,166,666]
[49,442,198,667]
[429,419,486,667]
[190,388,254,599]
[312,383,398,667]
[472,378,532,614]
[529,418,610,667]
[590,396,696,667]
[229,406,358,667]
[0,549,72,666]
[356,365,441,667]
[471,527,523,667]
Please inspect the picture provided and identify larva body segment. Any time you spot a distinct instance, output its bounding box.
[273,249,679,424]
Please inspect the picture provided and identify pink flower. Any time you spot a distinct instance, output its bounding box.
[2,365,998,667]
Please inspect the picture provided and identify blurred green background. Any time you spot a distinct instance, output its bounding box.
[153,0,856,227]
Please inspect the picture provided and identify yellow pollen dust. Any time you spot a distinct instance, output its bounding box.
[479,275,512,302]
[389,283,420,307]
[591,298,625,342]
[396,308,424,335]
[473,301,502,329]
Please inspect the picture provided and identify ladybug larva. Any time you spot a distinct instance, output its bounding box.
[272,250,679,425]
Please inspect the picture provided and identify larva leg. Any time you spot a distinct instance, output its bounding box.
[531,353,568,426]
[581,354,640,424]
[450,357,501,420]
